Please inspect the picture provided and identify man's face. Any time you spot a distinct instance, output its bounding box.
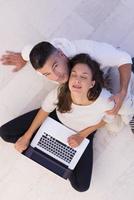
[37,50,69,84]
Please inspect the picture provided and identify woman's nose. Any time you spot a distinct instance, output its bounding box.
[75,76,81,83]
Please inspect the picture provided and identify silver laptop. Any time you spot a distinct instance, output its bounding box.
[24,117,89,179]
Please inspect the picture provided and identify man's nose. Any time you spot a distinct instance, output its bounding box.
[52,72,61,81]
[54,69,61,77]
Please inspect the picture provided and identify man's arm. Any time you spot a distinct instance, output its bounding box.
[0,45,34,71]
[0,51,27,71]
[119,63,132,93]
[107,63,132,115]
[92,41,132,115]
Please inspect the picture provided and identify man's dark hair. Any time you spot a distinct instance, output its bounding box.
[57,53,104,113]
[29,41,57,69]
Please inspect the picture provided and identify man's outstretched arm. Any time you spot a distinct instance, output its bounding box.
[0,51,27,71]
[0,44,33,71]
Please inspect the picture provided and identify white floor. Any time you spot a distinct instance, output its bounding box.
[0,126,134,200]
[0,0,134,199]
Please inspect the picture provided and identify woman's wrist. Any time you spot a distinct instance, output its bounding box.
[23,130,33,140]
[78,131,87,138]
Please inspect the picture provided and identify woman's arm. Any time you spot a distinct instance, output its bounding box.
[15,108,49,152]
[68,120,106,148]
[79,120,106,138]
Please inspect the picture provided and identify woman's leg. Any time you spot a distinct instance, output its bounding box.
[0,109,40,143]
[69,132,95,192]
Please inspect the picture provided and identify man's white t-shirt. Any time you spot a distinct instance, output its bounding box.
[21,38,134,130]
[21,38,132,70]
[41,87,114,132]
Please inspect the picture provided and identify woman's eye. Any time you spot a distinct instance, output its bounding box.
[81,76,87,79]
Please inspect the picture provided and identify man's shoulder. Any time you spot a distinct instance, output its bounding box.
[50,37,98,47]
[50,38,76,57]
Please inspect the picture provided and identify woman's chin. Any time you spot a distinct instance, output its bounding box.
[70,88,82,93]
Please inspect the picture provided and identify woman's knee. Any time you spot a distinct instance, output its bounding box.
[69,175,91,192]
[0,127,16,143]
[70,182,90,192]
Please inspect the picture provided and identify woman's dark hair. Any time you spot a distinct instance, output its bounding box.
[57,53,104,113]
[29,41,57,69]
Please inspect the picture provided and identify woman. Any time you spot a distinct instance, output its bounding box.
[14,53,114,192]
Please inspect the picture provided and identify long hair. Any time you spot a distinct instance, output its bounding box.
[57,53,104,113]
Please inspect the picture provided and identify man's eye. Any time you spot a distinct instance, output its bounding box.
[71,73,76,77]
[43,73,51,77]
[53,64,58,70]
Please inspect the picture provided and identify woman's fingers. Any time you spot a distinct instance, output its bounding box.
[14,137,29,153]
[67,136,78,148]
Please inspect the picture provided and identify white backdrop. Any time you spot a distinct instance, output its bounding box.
[1,0,134,125]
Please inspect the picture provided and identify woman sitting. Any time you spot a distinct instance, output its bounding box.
[14,53,115,192]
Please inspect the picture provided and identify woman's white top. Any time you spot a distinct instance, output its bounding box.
[41,87,114,132]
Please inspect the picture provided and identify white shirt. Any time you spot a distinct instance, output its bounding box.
[41,87,114,132]
[22,38,134,131]
[21,38,132,69]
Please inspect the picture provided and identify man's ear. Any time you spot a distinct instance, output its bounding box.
[57,48,65,57]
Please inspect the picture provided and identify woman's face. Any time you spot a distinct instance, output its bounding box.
[69,63,95,96]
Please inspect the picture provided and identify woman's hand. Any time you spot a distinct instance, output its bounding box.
[14,134,31,153]
[67,133,84,148]
[14,109,49,153]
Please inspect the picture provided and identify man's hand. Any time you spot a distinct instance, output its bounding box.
[0,51,27,72]
[67,133,84,148]
[14,134,30,153]
[106,91,126,115]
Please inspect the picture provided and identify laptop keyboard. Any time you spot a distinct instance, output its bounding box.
[37,133,77,164]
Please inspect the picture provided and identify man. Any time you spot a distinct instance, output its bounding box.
[0,38,133,142]
[1,38,132,114]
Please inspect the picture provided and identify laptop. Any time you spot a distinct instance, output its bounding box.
[24,117,89,179]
